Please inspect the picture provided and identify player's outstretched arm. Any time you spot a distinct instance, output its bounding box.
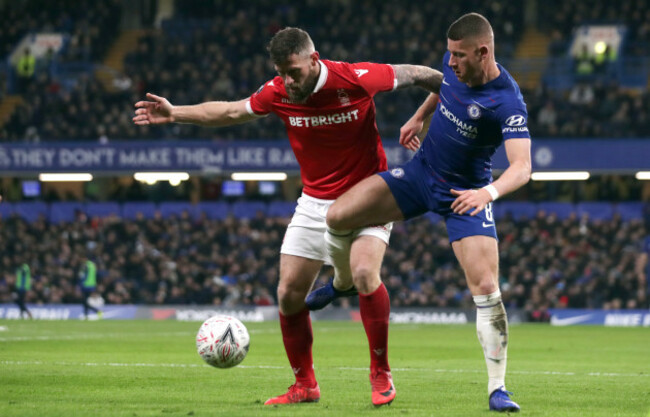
[133,93,258,127]
[391,65,442,93]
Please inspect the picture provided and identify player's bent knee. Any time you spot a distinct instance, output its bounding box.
[325,204,345,229]
[276,284,303,302]
[351,265,381,294]
[278,297,306,316]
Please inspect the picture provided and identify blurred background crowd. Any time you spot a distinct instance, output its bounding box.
[0,208,647,318]
[1,0,649,142]
[0,0,649,315]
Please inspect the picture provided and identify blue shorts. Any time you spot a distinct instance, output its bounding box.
[378,155,497,243]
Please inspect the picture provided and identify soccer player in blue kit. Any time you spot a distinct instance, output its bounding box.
[318,13,530,412]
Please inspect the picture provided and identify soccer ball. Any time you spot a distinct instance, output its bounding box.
[196,315,250,368]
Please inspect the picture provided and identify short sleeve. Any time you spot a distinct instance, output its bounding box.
[500,107,531,140]
[347,62,396,97]
[247,80,276,116]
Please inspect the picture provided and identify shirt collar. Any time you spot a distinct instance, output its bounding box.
[312,60,328,94]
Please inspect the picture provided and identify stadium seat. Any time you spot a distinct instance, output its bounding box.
[85,202,121,218]
[159,202,200,219]
[14,202,48,222]
[196,202,230,220]
[537,202,576,220]
[231,201,267,219]
[49,202,85,223]
[122,202,158,219]
[267,201,297,218]
[499,202,538,220]
[0,202,15,219]
[616,202,643,221]
[577,202,614,220]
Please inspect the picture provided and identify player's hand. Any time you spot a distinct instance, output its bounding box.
[450,188,492,216]
[133,93,174,125]
[399,117,422,152]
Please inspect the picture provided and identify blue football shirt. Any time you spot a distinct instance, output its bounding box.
[419,51,530,189]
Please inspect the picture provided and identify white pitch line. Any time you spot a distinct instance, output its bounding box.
[0,329,277,342]
[0,332,196,342]
[0,360,647,378]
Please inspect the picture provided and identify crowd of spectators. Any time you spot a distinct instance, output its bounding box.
[2,0,649,142]
[539,0,650,57]
[526,82,650,138]
[1,207,647,320]
[0,0,121,64]
[2,0,648,142]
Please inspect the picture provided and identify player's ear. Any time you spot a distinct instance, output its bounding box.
[478,45,489,60]
[310,51,320,63]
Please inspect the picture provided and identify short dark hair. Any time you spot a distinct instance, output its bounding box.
[267,27,314,64]
[447,13,493,41]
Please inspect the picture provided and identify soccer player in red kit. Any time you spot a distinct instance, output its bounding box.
[134,27,441,406]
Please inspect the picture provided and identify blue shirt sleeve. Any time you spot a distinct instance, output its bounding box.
[499,105,531,140]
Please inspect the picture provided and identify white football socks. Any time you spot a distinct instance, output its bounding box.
[474,290,508,395]
[324,228,354,291]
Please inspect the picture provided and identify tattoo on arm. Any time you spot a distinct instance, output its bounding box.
[392,65,442,93]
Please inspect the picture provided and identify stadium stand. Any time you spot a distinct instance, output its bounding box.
[0,1,648,316]
[0,201,647,315]
[2,0,648,141]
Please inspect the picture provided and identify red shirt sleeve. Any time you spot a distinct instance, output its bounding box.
[346,62,396,97]
[248,80,276,115]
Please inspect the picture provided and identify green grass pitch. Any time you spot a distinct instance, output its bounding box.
[1,320,648,416]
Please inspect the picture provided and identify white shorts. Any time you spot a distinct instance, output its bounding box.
[280,193,393,263]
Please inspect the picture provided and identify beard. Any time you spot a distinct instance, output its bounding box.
[285,77,318,103]
[286,88,309,103]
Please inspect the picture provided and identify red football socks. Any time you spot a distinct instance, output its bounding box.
[359,283,391,372]
[279,308,317,388]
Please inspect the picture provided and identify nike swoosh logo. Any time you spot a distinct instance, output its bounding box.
[354,69,369,78]
[380,385,395,397]
[442,78,450,85]
[482,222,494,228]
[550,314,593,326]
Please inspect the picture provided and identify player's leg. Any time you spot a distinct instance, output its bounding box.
[327,174,405,231]
[82,289,91,318]
[349,233,395,406]
[265,253,323,405]
[309,174,402,308]
[304,227,357,311]
[84,289,100,315]
[310,162,427,310]
[319,173,407,299]
[17,291,32,319]
[266,198,329,405]
[451,235,520,412]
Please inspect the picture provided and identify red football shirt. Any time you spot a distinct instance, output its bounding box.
[247,60,396,199]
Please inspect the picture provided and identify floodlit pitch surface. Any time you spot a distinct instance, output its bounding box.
[1,320,648,416]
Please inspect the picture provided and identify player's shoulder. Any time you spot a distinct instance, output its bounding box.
[491,68,527,110]
[494,65,524,95]
[321,59,359,78]
[258,76,285,93]
[322,59,391,82]
[250,76,285,103]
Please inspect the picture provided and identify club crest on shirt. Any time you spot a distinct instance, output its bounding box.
[337,89,350,106]
[390,168,404,178]
[467,103,481,119]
